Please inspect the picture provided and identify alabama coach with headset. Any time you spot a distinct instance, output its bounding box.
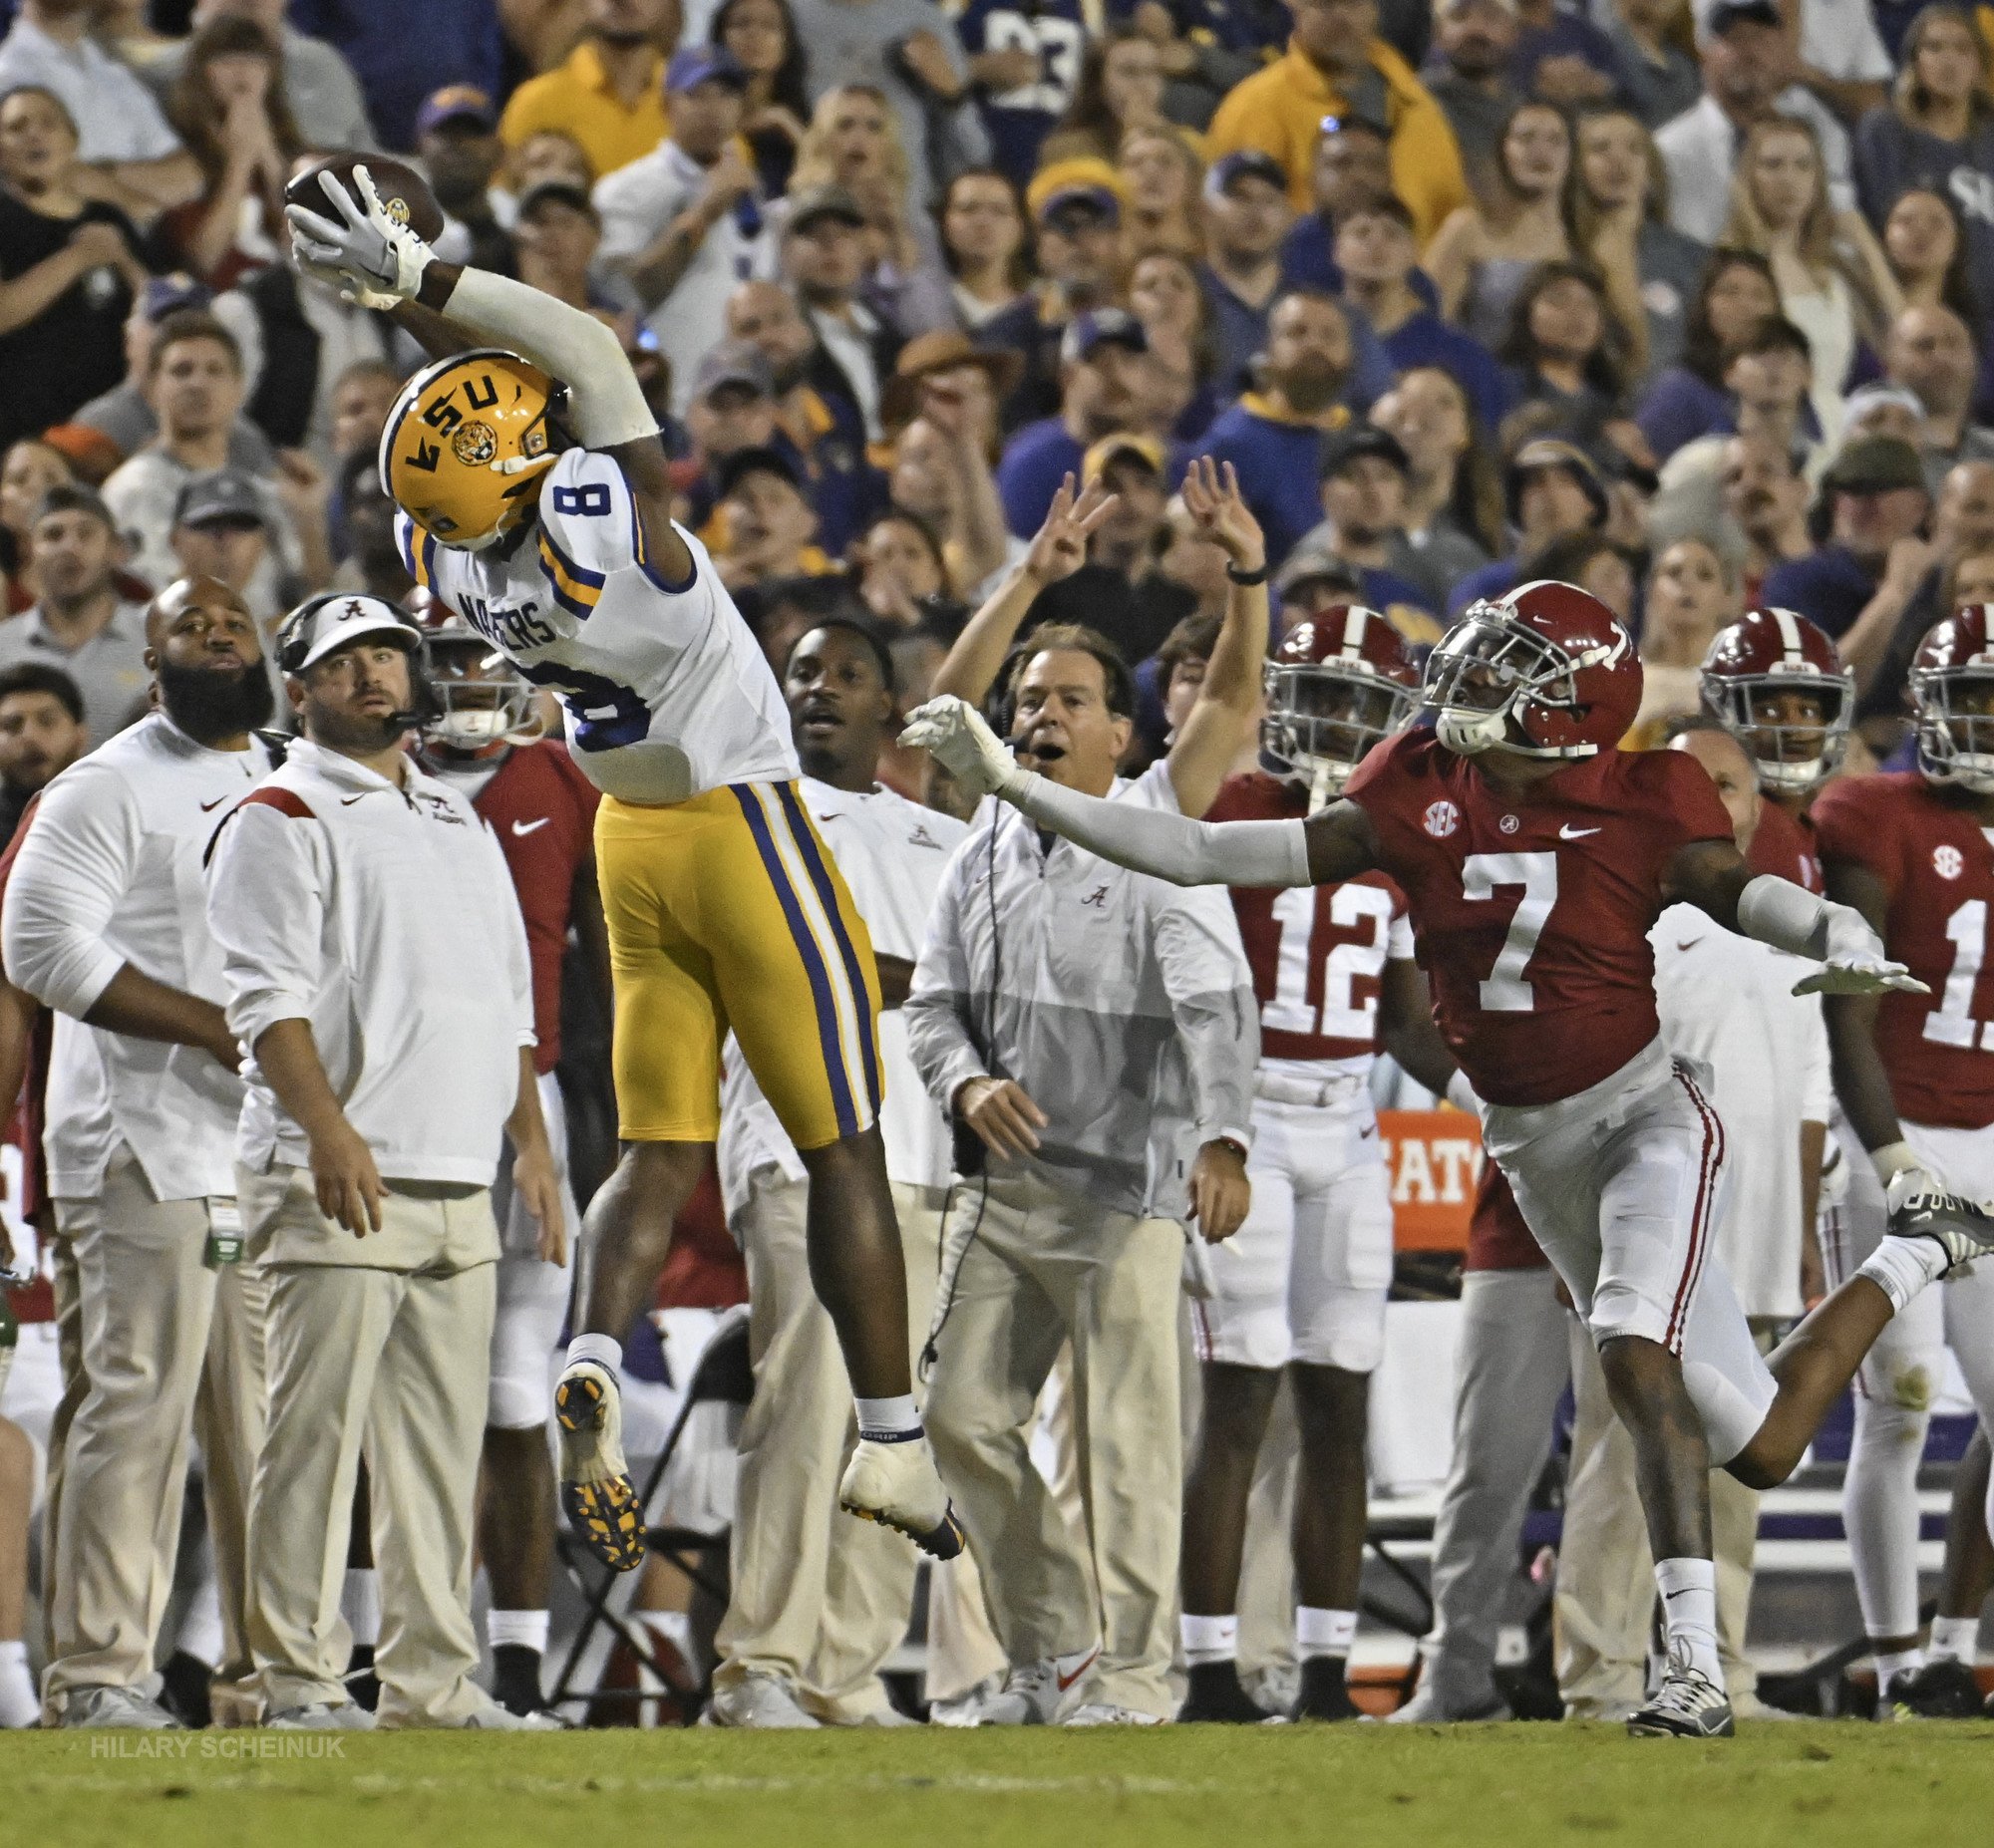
[203,593,564,1731]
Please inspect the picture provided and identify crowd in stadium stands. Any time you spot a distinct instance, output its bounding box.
[0,0,1992,1734]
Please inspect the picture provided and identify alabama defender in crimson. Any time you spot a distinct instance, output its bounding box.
[905,577,1994,1739]
[408,592,607,1717]
[1179,607,1466,1723]
[1700,606,1852,893]
[1813,605,1994,1718]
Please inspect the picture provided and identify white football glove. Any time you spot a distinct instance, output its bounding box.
[898,696,1028,802]
[1872,1138,1941,1199]
[1791,906,1929,998]
[285,163,433,304]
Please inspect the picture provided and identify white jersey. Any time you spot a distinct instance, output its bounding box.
[397,447,800,805]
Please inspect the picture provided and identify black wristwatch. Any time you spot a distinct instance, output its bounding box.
[1224,560,1270,585]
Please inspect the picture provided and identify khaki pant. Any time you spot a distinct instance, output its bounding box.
[924,1166,1183,1718]
[241,1164,498,1726]
[1554,1323,1763,1717]
[713,1175,944,1720]
[42,1150,265,1714]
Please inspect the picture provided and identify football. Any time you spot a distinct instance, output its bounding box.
[284,152,446,246]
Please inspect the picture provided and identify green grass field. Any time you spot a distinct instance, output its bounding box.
[4,1720,1991,1848]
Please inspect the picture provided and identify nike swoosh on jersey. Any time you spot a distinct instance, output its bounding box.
[341,794,369,805]
[1559,824,1601,839]
[511,816,551,836]
[199,795,230,811]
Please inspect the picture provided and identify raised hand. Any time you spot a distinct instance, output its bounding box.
[1178,456,1264,571]
[285,163,432,301]
[1023,472,1119,584]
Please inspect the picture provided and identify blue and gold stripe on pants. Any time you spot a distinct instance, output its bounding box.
[594,779,882,1148]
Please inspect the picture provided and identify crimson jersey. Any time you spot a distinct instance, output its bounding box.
[1747,796,1823,894]
[1343,733,1734,1106]
[471,741,600,1075]
[1209,771,1413,1063]
[1813,770,1994,1130]
[1464,1159,1545,1273]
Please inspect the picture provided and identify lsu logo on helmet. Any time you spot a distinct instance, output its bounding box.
[381,349,557,550]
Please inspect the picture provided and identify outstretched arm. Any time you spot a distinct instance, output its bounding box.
[286,164,689,583]
[1165,458,1269,820]
[1663,839,1925,999]
[900,695,1380,887]
[1669,839,1933,1187]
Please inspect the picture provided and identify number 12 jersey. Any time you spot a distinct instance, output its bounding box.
[398,448,799,806]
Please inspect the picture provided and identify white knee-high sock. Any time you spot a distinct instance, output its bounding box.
[1842,1395,1929,1645]
[1654,1558,1723,1686]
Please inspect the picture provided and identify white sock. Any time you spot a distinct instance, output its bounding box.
[1654,1558,1723,1686]
[1873,1645,1923,1689]
[342,1567,381,1648]
[854,1393,921,1440]
[1180,1613,1237,1667]
[566,1333,623,1380]
[174,1572,223,1670]
[1296,1606,1357,1662]
[1856,1235,1950,1313]
[1928,1616,1980,1664]
[487,1608,550,1654]
[0,1640,34,1729]
[1843,1396,1929,1644]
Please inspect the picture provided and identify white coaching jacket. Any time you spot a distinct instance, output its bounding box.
[2,713,280,1202]
[203,738,534,1186]
[904,761,1259,1221]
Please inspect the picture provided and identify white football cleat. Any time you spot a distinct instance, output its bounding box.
[1064,1702,1165,1726]
[554,1360,645,1572]
[1626,1647,1734,1739]
[837,1434,966,1560]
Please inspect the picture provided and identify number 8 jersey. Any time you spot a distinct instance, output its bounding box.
[396,448,799,806]
[1812,770,1994,1129]
[1342,731,1735,1106]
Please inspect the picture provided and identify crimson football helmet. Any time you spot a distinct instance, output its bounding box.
[1699,607,1851,794]
[1262,604,1420,803]
[1911,604,1994,793]
[402,586,541,750]
[1424,579,1640,759]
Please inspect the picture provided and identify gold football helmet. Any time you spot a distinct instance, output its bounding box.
[380,349,558,549]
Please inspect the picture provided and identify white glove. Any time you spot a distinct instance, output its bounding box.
[285,163,433,304]
[1791,907,1929,998]
[899,696,1028,803]
[1872,1139,1940,1198]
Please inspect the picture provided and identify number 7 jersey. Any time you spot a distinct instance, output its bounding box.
[397,448,799,806]
[1813,770,1994,1129]
[1342,731,1734,1106]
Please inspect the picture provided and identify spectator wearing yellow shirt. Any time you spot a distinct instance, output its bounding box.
[1205,0,1468,246]
[498,0,674,183]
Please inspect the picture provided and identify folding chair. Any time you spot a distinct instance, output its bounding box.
[546,1304,754,1723]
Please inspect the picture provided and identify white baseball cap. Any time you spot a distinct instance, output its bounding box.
[277,592,425,674]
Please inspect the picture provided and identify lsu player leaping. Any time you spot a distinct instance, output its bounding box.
[286,167,964,1572]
